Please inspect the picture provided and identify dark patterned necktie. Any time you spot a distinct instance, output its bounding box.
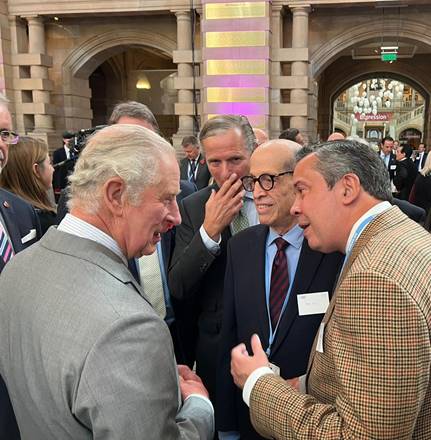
[189,160,196,183]
[269,237,289,329]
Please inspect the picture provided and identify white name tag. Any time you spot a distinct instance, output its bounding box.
[297,291,329,316]
[390,165,397,170]
[21,229,36,244]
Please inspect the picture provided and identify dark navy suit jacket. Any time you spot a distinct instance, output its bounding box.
[216,224,344,439]
[0,188,41,440]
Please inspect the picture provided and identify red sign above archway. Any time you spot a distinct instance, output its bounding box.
[354,112,392,121]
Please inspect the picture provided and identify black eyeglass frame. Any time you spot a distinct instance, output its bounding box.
[241,170,294,192]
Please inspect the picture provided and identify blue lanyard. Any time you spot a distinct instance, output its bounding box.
[340,214,376,276]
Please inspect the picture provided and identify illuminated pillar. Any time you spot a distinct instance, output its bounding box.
[201,0,270,131]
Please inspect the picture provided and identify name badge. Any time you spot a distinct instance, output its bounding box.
[297,291,329,316]
[390,165,397,170]
[21,229,36,244]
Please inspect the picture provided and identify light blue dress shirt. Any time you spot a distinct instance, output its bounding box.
[264,224,304,354]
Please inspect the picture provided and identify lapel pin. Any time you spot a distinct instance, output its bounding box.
[3,201,10,208]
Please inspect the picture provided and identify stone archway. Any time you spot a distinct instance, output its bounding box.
[60,29,176,131]
[311,18,431,142]
[311,18,431,79]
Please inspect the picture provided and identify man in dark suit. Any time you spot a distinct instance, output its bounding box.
[394,144,417,200]
[216,140,343,440]
[169,115,259,402]
[379,136,397,181]
[414,142,428,172]
[179,135,211,190]
[0,95,41,440]
[52,131,75,201]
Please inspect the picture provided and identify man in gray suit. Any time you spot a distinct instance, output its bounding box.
[0,124,214,439]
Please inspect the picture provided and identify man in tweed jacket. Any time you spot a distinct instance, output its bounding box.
[230,140,431,439]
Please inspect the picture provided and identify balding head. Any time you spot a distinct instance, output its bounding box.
[253,128,269,147]
[246,139,301,234]
[327,132,345,142]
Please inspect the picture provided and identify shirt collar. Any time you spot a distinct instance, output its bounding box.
[345,201,392,253]
[58,213,127,265]
[267,224,303,250]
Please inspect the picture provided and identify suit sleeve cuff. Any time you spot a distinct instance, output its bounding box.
[199,225,221,255]
[184,394,214,414]
[242,367,274,407]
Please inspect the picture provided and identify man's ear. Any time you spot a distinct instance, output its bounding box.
[339,173,361,205]
[102,177,126,216]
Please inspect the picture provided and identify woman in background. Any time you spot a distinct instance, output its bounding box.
[0,136,56,235]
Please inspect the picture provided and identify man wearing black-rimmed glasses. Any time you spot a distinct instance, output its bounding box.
[216,139,343,440]
[0,93,41,440]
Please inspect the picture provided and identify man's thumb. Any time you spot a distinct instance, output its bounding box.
[250,334,263,356]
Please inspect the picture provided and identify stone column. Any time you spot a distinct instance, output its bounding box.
[27,16,54,132]
[290,5,310,132]
[175,10,194,138]
[269,5,283,139]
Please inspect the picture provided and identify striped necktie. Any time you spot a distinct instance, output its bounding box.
[0,221,14,272]
[189,160,196,183]
[139,251,166,319]
[269,237,289,329]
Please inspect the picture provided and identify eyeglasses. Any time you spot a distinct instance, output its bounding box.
[241,171,293,192]
[0,129,19,145]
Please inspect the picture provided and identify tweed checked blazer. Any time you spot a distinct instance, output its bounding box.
[249,206,431,439]
[0,228,214,440]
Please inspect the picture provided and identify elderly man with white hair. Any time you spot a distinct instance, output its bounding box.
[0,124,214,440]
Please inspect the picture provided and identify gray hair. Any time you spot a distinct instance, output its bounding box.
[68,124,174,213]
[295,140,393,202]
[199,115,256,153]
[108,101,159,131]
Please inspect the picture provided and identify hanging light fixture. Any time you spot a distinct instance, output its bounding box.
[136,73,151,90]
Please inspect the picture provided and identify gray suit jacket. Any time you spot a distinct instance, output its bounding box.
[0,228,213,440]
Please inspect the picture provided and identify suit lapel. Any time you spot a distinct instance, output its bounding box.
[250,226,270,347]
[160,231,172,273]
[271,240,323,356]
[0,194,24,253]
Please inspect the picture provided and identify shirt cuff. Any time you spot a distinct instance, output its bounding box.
[242,366,274,407]
[199,225,221,255]
[184,393,214,414]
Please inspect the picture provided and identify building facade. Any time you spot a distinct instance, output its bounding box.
[1,0,431,148]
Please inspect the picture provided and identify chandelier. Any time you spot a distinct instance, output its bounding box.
[349,79,404,124]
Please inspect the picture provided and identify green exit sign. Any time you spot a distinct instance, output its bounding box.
[381,53,397,62]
